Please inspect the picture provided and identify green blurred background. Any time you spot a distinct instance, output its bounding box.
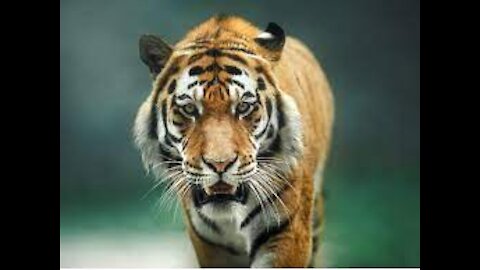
[60,0,419,267]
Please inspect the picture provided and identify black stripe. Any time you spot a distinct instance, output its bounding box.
[189,50,248,66]
[197,211,222,234]
[205,79,215,89]
[188,49,223,65]
[205,48,222,57]
[240,204,262,229]
[148,57,183,141]
[266,125,275,139]
[176,94,191,101]
[254,98,273,140]
[190,220,241,255]
[257,102,284,156]
[240,184,289,229]
[163,132,174,148]
[254,66,275,88]
[251,104,260,114]
[186,171,207,177]
[241,92,255,99]
[269,132,282,154]
[311,202,323,259]
[167,132,182,144]
[224,65,242,75]
[312,235,319,255]
[257,77,266,91]
[149,105,158,140]
[235,165,255,175]
[309,233,319,268]
[266,98,273,120]
[249,136,257,150]
[158,65,180,91]
[160,100,172,145]
[222,52,248,65]
[182,137,189,150]
[168,79,177,94]
[150,64,180,133]
[255,122,271,140]
[232,79,245,89]
[161,101,168,131]
[256,94,284,157]
[153,64,180,102]
[161,100,182,145]
[187,81,198,89]
[172,120,184,127]
[275,93,285,129]
[249,218,291,260]
[258,132,282,158]
[189,66,204,76]
[158,143,181,162]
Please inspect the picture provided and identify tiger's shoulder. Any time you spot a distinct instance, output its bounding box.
[276,36,334,171]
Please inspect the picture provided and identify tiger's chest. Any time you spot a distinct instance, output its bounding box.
[188,200,267,256]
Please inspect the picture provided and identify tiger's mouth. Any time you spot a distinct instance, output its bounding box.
[192,181,248,206]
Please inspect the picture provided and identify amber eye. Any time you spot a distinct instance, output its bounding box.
[236,102,251,115]
[182,103,198,116]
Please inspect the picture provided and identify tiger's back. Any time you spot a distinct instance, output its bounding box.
[276,37,334,267]
[275,36,334,183]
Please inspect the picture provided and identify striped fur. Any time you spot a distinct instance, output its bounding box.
[133,15,334,267]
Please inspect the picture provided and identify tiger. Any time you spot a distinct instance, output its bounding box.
[133,15,334,268]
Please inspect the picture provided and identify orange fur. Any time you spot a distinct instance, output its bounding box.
[181,16,332,267]
[139,15,334,267]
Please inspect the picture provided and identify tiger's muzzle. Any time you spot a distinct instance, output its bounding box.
[192,181,248,207]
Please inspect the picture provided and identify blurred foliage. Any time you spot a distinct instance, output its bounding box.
[60,0,419,267]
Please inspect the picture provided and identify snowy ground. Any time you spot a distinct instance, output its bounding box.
[60,231,199,268]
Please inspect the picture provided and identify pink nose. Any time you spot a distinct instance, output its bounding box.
[202,155,238,173]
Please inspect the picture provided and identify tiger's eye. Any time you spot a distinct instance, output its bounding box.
[183,103,197,115]
[237,102,251,114]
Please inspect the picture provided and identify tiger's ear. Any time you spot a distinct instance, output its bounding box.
[254,22,285,61]
[139,34,173,78]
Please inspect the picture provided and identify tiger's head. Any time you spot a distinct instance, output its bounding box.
[134,16,303,215]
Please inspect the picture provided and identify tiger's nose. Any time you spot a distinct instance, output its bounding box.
[202,155,238,173]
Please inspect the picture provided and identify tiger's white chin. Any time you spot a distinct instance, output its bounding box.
[196,199,250,222]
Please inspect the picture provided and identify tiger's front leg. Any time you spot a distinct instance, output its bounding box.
[249,210,313,267]
[249,172,315,268]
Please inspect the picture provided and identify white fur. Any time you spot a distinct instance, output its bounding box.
[257,32,274,40]
[133,95,162,174]
[251,251,275,267]
[133,61,306,267]
[278,91,304,168]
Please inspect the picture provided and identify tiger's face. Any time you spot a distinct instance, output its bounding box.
[134,22,303,215]
[164,58,279,208]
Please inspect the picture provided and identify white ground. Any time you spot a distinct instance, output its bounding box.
[60,231,199,268]
[60,230,334,268]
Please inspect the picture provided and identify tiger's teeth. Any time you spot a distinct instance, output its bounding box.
[204,182,236,196]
